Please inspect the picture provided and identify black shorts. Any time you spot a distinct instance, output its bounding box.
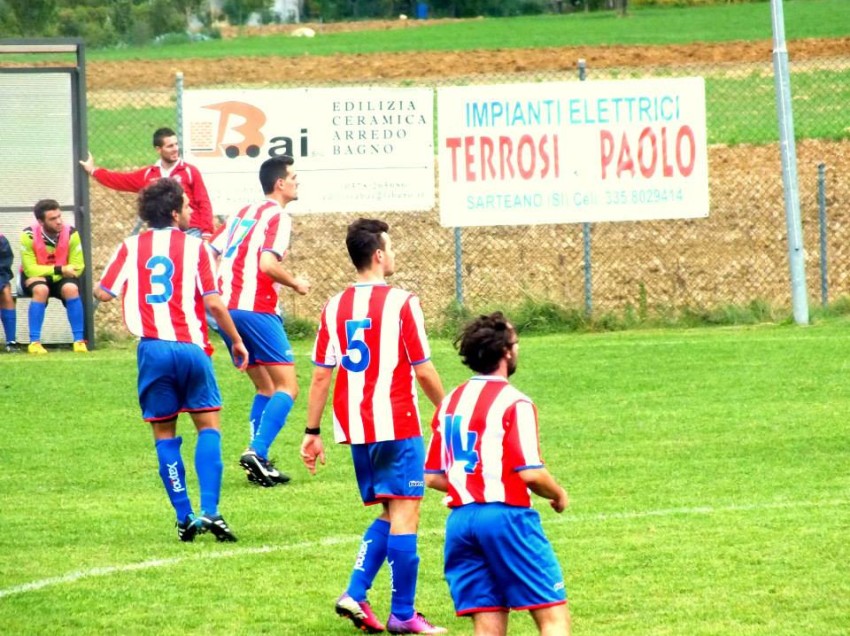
[21,275,79,304]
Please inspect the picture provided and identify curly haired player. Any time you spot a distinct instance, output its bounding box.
[94,179,248,542]
[425,312,571,636]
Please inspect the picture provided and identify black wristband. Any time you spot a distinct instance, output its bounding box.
[54,265,62,276]
[304,427,321,435]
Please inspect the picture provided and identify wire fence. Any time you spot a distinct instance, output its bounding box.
[86,55,850,332]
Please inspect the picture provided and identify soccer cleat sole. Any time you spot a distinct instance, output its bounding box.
[335,605,384,634]
[239,455,277,488]
[269,469,291,485]
[177,517,199,542]
[199,516,237,542]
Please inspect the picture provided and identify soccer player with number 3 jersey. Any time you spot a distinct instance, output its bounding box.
[300,219,447,635]
[94,179,249,542]
[425,312,571,636]
[210,155,310,488]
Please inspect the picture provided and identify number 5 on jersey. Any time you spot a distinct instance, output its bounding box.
[341,318,372,372]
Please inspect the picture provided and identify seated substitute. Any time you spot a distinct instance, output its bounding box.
[19,199,87,354]
[0,232,19,352]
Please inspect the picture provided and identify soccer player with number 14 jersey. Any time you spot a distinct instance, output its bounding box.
[425,312,571,636]
[300,219,447,635]
[94,179,249,542]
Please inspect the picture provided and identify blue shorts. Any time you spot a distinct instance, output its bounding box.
[444,503,567,616]
[351,437,425,505]
[219,309,294,367]
[137,338,222,422]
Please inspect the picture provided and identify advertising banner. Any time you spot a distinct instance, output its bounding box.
[183,87,435,215]
[437,78,709,227]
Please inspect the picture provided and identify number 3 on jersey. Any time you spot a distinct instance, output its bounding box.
[145,255,174,304]
[342,318,372,372]
[444,414,479,473]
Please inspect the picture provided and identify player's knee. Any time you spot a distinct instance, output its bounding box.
[30,285,49,302]
[276,375,298,400]
[388,499,421,533]
[533,604,570,636]
[0,287,13,308]
[286,383,299,400]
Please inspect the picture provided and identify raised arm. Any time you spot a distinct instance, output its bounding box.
[82,154,149,193]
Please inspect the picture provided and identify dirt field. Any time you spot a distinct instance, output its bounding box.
[76,27,850,326]
[85,30,850,90]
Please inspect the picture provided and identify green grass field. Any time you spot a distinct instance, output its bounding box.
[1,319,848,634]
[82,0,850,168]
[86,0,850,62]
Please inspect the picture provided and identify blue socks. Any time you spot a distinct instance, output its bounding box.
[28,300,46,342]
[347,518,391,602]
[156,431,225,522]
[23,297,83,343]
[155,437,193,522]
[251,391,293,458]
[1,308,16,342]
[66,297,84,341]
[249,394,271,440]
[195,428,223,517]
[387,533,419,620]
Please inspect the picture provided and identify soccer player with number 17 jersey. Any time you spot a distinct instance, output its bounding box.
[94,179,249,542]
[210,155,310,488]
[300,219,447,635]
[425,312,571,636]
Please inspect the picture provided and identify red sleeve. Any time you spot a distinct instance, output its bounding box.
[92,167,148,193]
[208,222,227,254]
[311,302,337,367]
[503,401,543,470]
[263,214,287,257]
[197,243,217,294]
[424,407,445,472]
[186,165,214,235]
[399,295,430,364]
[98,242,130,295]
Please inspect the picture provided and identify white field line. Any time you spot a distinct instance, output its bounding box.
[1,498,847,600]
[550,498,850,524]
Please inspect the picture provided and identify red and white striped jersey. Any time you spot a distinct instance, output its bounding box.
[98,227,218,354]
[92,160,215,235]
[425,376,544,508]
[312,282,431,445]
[210,200,291,313]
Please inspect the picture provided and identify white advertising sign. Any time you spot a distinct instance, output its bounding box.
[183,87,435,215]
[437,78,709,227]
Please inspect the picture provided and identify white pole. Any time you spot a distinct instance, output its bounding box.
[770,0,809,324]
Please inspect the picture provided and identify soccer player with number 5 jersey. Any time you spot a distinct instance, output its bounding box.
[94,179,249,542]
[425,312,571,636]
[300,219,447,635]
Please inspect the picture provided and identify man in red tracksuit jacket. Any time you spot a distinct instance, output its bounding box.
[80,126,215,239]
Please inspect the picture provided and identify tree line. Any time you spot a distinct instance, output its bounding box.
[0,0,631,48]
